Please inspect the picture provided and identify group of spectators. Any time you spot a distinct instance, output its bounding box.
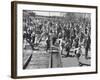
[23,15,91,60]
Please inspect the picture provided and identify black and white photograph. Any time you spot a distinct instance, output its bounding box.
[23,10,91,69]
[11,1,97,78]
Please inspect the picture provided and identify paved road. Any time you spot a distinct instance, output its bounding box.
[23,42,91,69]
[24,50,50,69]
[61,47,91,67]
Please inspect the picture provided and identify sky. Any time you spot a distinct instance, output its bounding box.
[33,11,65,16]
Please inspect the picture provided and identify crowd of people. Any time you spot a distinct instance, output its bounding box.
[23,14,91,60]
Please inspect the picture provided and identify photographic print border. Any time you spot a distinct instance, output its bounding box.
[11,1,98,79]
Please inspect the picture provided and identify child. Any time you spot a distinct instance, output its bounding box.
[75,45,82,60]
